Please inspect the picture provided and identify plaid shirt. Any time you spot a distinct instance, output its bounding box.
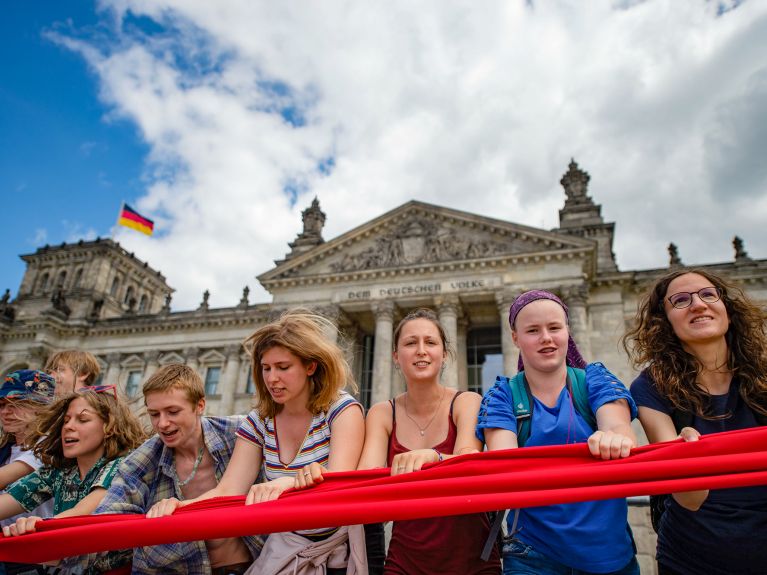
[62,416,263,575]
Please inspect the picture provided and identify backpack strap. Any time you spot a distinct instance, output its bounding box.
[567,367,597,431]
[498,373,533,447]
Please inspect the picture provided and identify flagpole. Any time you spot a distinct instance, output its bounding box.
[112,200,125,239]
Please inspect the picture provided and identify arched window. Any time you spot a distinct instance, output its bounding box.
[123,286,135,306]
[73,268,83,287]
[110,277,120,297]
[138,294,148,313]
[39,273,50,293]
[56,270,67,288]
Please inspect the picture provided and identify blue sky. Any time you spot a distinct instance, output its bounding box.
[2,1,766,310]
[1,1,147,297]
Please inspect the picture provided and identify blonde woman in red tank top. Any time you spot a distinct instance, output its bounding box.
[357,308,501,575]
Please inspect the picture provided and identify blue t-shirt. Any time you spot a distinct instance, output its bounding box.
[476,363,637,573]
[631,371,767,575]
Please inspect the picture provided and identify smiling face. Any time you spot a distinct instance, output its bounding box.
[393,317,446,383]
[145,387,205,450]
[260,345,316,407]
[0,399,36,439]
[664,273,730,347]
[61,396,106,464]
[512,299,570,374]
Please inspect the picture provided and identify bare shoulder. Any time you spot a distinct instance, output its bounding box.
[454,390,482,411]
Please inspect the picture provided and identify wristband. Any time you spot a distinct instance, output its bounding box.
[432,449,443,462]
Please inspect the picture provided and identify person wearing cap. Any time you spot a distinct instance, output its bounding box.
[476,290,639,575]
[0,370,55,575]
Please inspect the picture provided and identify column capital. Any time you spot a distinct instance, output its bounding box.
[105,352,121,365]
[561,284,589,306]
[495,290,517,315]
[225,344,243,359]
[435,295,461,315]
[373,300,395,319]
[184,347,200,361]
[144,350,161,364]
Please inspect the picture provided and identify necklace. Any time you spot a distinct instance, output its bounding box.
[403,387,445,436]
[173,445,204,487]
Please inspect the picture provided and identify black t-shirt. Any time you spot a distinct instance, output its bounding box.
[631,370,767,575]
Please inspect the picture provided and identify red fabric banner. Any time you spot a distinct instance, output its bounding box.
[2,427,766,563]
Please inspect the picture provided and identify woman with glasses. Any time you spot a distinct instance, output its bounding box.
[623,269,767,575]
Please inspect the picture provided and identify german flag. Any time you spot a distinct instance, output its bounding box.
[118,203,154,236]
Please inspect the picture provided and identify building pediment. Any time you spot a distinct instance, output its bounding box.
[260,201,595,286]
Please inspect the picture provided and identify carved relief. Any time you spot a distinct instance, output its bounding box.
[329,215,515,272]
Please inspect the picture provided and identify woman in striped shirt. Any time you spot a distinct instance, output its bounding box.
[148,310,366,574]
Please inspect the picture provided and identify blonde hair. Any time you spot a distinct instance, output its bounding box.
[142,364,205,405]
[27,389,146,468]
[0,398,44,449]
[45,350,101,385]
[245,309,356,419]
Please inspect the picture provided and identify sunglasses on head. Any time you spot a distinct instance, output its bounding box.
[78,384,118,400]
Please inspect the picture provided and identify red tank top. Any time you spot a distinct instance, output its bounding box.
[384,392,501,575]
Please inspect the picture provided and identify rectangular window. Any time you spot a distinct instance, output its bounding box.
[358,334,375,410]
[125,370,143,397]
[467,327,503,396]
[205,366,221,395]
[245,368,255,394]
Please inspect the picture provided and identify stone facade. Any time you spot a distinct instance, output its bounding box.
[1,161,765,572]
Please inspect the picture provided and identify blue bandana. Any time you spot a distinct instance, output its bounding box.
[0,370,55,404]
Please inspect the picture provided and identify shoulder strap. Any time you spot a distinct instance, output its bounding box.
[567,367,597,431]
[500,373,533,447]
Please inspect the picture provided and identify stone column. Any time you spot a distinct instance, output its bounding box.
[371,301,394,404]
[218,345,242,416]
[563,285,591,362]
[437,296,460,389]
[184,347,200,374]
[496,293,518,376]
[104,352,122,387]
[457,317,469,392]
[318,305,341,345]
[143,350,161,381]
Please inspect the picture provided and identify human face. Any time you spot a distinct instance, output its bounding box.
[48,364,86,396]
[393,318,446,383]
[0,399,36,438]
[145,388,205,450]
[664,273,729,346]
[512,299,569,374]
[260,346,316,407]
[61,397,106,464]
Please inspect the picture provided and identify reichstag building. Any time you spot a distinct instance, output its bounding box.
[2,160,765,416]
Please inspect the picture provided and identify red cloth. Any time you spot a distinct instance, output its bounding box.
[2,427,767,564]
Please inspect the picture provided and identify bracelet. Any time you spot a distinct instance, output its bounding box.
[432,448,443,462]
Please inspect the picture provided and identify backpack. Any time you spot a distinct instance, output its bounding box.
[497,366,596,446]
[649,406,767,532]
[480,367,597,561]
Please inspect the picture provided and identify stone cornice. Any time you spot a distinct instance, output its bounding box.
[262,246,596,290]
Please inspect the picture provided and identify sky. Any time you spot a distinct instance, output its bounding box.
[1,0,766,311]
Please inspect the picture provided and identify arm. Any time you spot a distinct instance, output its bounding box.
[357,402,393,470]
[4,487,109,537]
[390,392,485,474]
[295,403,365,489]
[148,437,263,517]
[484,428,519,451]
[588,399,637,460]
[637,406,708,510]
[0,461,35,490]
[0,492,25,524]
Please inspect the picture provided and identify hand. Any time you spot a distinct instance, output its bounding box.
[2,515,42,537]
[246,476,295,504]
[390,449,440,476]
[146,497,183,519]
[588,430,634,460]
[294,462,325,490]
[678,427,701,442]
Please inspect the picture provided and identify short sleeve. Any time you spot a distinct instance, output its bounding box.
[327,391,363,427]
[6,467,54,512]
[585,363,637,420]
[629,369,673,415]
[475,378,517,443]
[92,458,122,491]
[236,411,265,447]
[10,446,43,472]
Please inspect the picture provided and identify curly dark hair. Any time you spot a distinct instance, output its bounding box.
[623,268,767,418]
[26,389,147,468]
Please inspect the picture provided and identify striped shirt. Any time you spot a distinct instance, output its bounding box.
[236,391,361,481]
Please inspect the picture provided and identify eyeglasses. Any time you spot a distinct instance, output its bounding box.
[78,384,118,399]
[666,287,722,309]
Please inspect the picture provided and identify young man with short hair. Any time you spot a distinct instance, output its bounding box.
[66,364,262,574]
[45,350,101,395]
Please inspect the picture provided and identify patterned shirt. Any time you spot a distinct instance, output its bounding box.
[62,416,263,575]
[236,392,361,537]
[7,457,128,573]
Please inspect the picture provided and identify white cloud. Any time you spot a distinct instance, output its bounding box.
[55,0,767,308]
